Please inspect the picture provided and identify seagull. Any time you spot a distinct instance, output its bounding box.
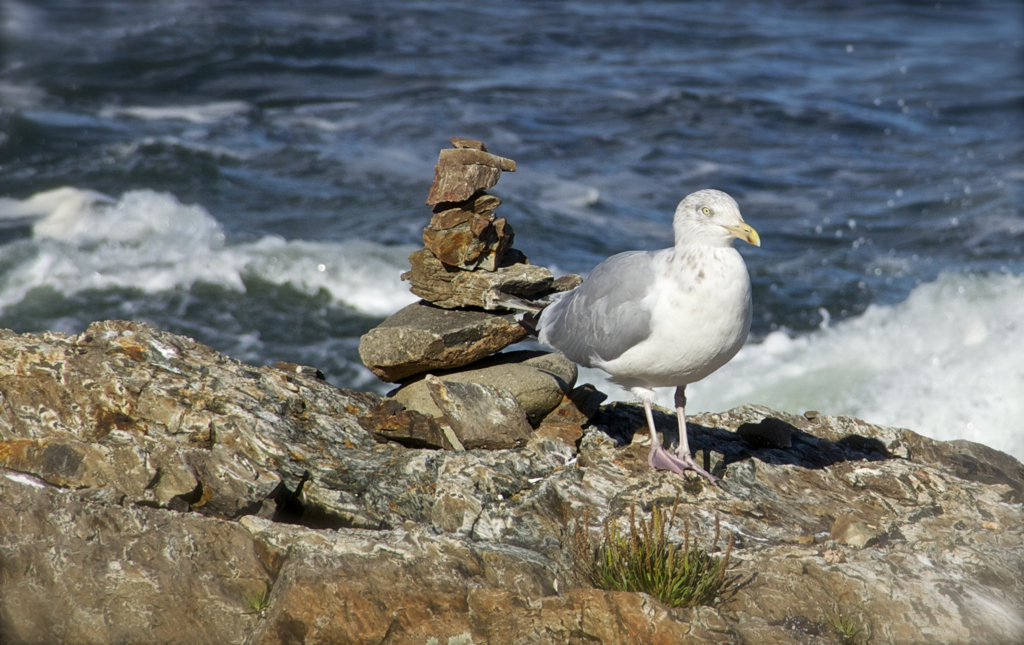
[517,189,759,483]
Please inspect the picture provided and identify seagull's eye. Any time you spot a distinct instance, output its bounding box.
[701,206,712,216]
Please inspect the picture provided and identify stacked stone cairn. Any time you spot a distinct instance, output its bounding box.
[358,138,605,452]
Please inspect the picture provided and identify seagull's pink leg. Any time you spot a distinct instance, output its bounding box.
[641,392,719,484]
[672,387,719,483]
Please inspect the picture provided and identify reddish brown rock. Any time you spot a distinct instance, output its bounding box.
[460,190,502,213]
[538,384,608,429]
[534,419,585,448]
[2,321,1024,645]
[426,147,517,206]
[0,321,381,520]
[423,207,514,271]
[360,398,452,450]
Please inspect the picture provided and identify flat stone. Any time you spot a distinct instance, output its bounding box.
[538,394,590,427]
[360,399,452,450]
[423,208,514,271]
[551,273,584,292]
[402,248,554,310]
[449,137,487,151]
[454,191,502,214]
[425,376,533,450]
[533,381,606,429]
[426,148,517,206]
[358,301,528,382]
[389,350,577,427]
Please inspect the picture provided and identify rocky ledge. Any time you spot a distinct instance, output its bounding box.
[1,320,1023,644]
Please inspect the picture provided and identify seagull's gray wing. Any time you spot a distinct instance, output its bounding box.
[537,250,655,367]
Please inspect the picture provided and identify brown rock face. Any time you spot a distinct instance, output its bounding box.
[3,323,1024,644]
[0,477,271,644]
[357,300,529,382]
[450,136,488,151]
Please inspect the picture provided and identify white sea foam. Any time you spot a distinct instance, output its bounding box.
[585,271,1024,460]
[0,80,47,110]
[0,187,418,316]
[99,101,252,124]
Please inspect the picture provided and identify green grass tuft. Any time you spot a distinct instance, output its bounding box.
[827,613,864,645]
[243,585,272,618]
[573,497,734,609]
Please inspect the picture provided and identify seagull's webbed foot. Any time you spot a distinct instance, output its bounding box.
[638,390,721,485]
[647,443,721,485]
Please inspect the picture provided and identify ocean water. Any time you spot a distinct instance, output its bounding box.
[1,1,1022,458]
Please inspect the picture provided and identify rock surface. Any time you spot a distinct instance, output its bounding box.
[425,375,534,450]
[423,205,514,272]
[357,300,528,382]
[426,145,517,206]
[2,322,1024,645]
[0,322,388,526]
[359,138,558,389]
[361,398,453,450]
[389,350,578,427]
[402,247,557,310]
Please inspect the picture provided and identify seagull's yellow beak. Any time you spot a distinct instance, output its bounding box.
[724,223,761,247]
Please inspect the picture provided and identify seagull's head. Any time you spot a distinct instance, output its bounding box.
[673,189,760,249]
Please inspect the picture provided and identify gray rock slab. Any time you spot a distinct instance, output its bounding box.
[358,300,528,382]
[402,248,555,310]
[425,375,533,450]
[389,350,578,427]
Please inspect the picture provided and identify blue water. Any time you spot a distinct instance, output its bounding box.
[1,1,1023,457]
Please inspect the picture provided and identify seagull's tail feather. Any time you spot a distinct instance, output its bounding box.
[490,291,562,337]
[490,293,548,313]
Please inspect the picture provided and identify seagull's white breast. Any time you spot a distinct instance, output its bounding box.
[595,245,752,389]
